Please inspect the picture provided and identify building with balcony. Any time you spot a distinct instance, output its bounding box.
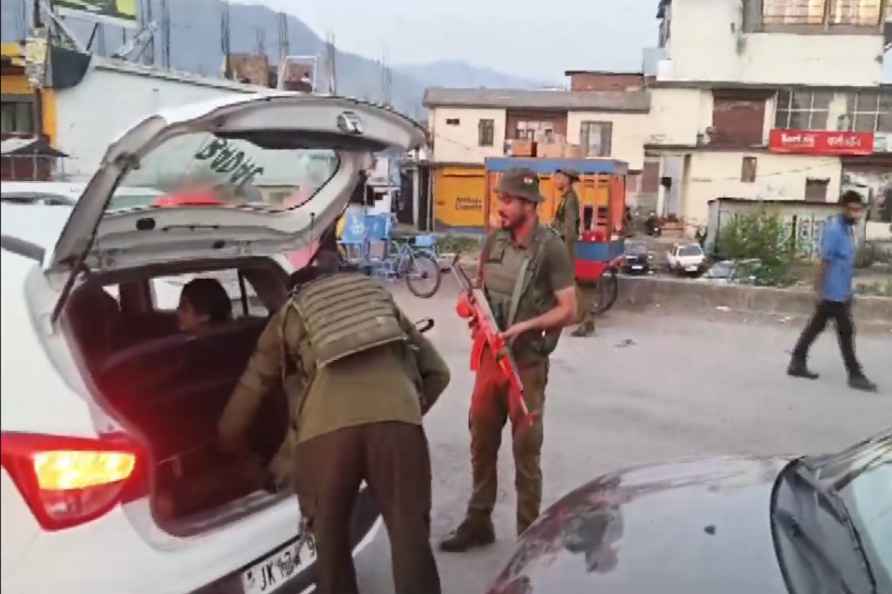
[421,0,890,234]
[423,87,651,229]
[648,0,890,235]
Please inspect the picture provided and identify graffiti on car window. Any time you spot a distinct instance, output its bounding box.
[194,138,265,185]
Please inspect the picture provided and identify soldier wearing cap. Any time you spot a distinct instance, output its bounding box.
[440,168,577,552]
[552,168,594,337]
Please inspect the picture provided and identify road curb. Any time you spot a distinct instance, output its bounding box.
[460,262,892,324]
[613,276,892,324]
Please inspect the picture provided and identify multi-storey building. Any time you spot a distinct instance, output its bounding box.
[423,0,890,235]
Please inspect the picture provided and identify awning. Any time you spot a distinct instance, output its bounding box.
[1,137,68,158]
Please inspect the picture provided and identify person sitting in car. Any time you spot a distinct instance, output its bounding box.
[176,278,233,334]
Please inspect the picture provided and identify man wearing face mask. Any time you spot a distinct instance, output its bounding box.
[788,191,878,392]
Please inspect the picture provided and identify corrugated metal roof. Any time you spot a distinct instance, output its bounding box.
[423,88,651,112]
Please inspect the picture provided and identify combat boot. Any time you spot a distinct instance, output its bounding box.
[439,516,496,553]
[570,320,595,338]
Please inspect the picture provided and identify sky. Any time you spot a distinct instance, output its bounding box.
[236,0,660,82]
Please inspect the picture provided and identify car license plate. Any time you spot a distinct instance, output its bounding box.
[632,265,643,270]
[685,266,698,272]
[242,534,316,594]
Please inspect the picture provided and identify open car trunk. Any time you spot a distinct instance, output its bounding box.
[62,259,295,534]
[45,93,426,536]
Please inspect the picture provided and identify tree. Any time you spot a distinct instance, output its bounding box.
[717,210,797,286]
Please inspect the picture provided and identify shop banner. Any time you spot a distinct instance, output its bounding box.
[769,129,874,156]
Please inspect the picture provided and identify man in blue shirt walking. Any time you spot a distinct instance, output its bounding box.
[788,191,877,392]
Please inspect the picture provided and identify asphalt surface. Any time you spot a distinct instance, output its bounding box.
[355,276,892,594]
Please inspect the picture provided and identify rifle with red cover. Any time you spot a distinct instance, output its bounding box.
[451,260,538,434]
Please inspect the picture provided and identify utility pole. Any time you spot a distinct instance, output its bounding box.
[160,0,170,68]
[381,50,392,107]
[142,0,154,65]
[326,32,337,95]
[221,0,231,77]
[255,27,266,56]
[19,0,29,35]
[277,12,289,63]
[95,22,106,56]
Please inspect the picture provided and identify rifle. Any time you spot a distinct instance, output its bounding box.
[451,259,538,435]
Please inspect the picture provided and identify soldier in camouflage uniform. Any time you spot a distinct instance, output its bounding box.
[218,251,450,594]
[552,168,595,337]
[440,168,577,552]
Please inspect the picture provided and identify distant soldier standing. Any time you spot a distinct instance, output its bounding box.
[440,168,577,551]
[218,251,451,594]
[552,168,594,337]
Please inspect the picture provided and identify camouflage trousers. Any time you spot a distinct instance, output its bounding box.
[467,348,549,535]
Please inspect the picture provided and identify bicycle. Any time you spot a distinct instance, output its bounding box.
[382,237,442,298]
[588,267,619,316]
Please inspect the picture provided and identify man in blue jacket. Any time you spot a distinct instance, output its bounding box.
[788,191,877,392]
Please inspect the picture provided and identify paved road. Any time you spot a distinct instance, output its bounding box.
[356,277,892,594]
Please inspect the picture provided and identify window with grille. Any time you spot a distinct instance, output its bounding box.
[0,100,36,134]
[762,0,883,26]
[580,121,613,157]
[846,91,892,133]
[829,0,884,25]
[478,119,494,146]
[775,90,832,130]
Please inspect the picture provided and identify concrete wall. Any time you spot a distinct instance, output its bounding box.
[867,221,892,241]
[682,151,842,226]
[646,87,712,146]
[615,276,892,323]
[566,111,650,170]
[663,0,884,86]
[54,60,261,179]
[429,106,506,164]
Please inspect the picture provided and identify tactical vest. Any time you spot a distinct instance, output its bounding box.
[481,225,562,359]
[291,273,407,368]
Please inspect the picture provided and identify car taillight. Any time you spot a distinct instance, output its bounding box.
[1,432,145,531]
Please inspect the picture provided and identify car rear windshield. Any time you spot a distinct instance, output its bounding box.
[680,246,703,257]
[108,131,340,213]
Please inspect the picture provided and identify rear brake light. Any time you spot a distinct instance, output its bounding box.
[34,450,136,490]
[1,432,144,531]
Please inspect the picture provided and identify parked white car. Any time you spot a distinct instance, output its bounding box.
[1,94,425,594]
[667,243,707,275]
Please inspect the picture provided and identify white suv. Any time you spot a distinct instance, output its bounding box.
[667,243,707,276]
[1,94,425,594]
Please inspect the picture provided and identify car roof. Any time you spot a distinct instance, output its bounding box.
[0,181,87,204]
[0,202,74,252]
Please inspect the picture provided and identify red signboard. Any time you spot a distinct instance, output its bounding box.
[769,129,874,156]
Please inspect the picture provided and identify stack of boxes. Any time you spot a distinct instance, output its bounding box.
[507,134,585,159]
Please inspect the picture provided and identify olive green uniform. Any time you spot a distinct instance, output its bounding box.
[469,222,574,534]
[552,187,591,327]
[219,273,450,594]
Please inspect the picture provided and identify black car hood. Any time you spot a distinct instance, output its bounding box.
[488,456,792,594]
